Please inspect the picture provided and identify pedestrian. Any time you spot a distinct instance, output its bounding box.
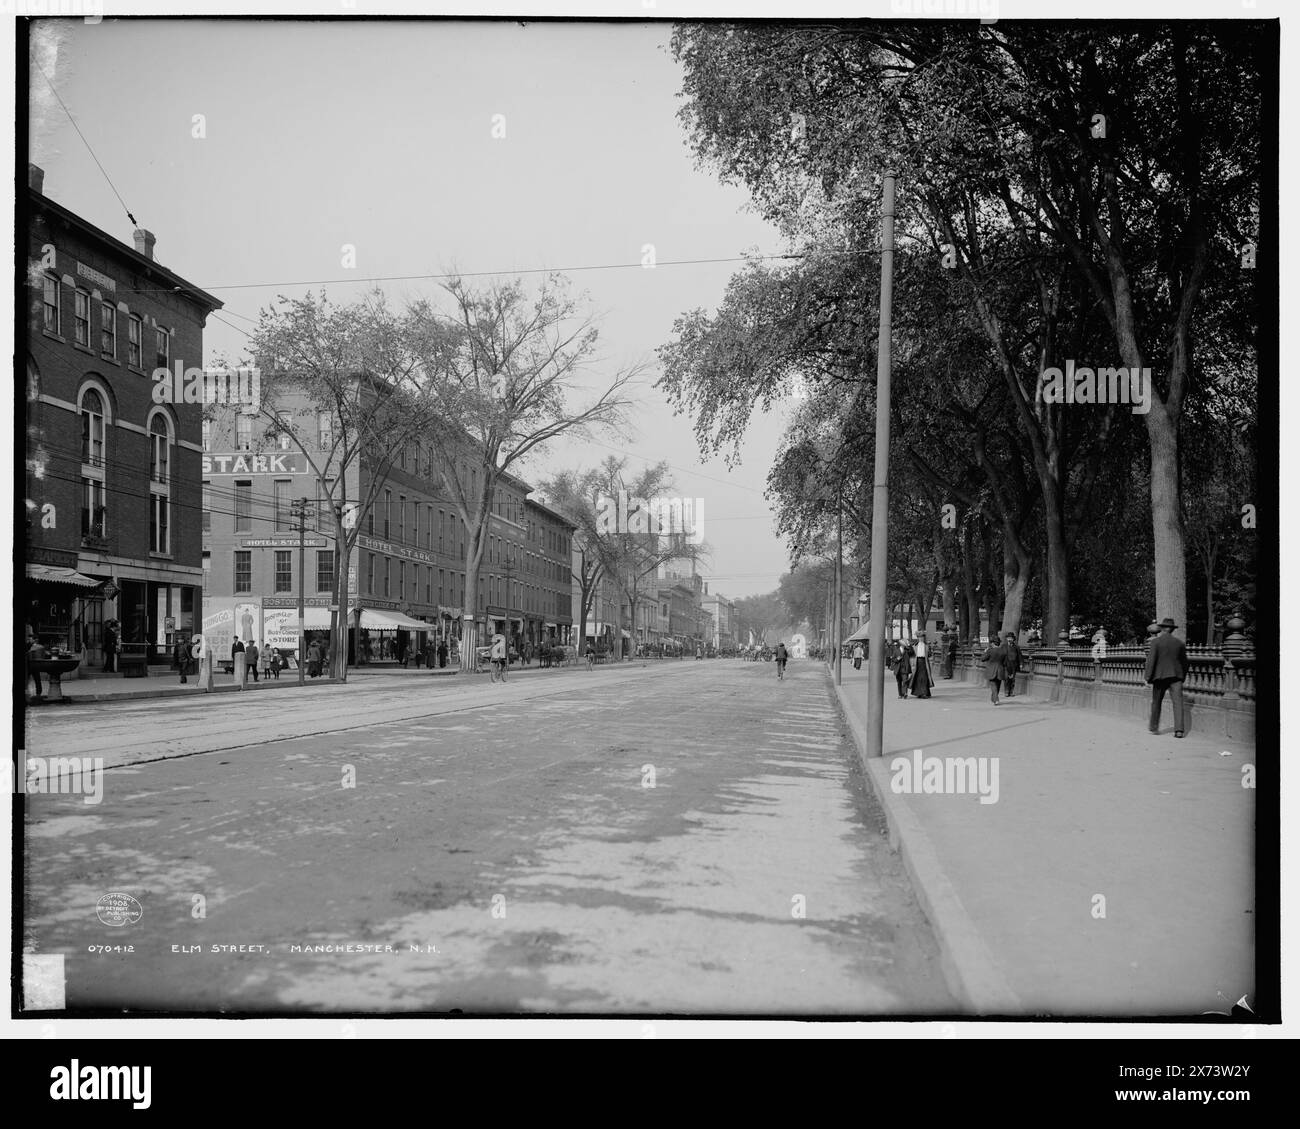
[307,638,322,678]
[910,635,933,699]
[246,639,260,682]
[438,639,448,669]
[774,640,789,679]
[1002,632,1021,698]
[173,636,190,684]
[981,634,1009,705]
[258,641,272,681]
[894,638,912,699]
[270,649,283,680]
[851,641,865,671]
[1145,617,1189,737]
[27,629,47,699]
[945,633,957,679]
[103,621,118,673]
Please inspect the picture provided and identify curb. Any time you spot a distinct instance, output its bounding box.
[830,672,1022,1015]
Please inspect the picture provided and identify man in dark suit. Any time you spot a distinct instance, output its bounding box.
[103,622,118,673]
[981,634,1009,705]
[1145,616,1189,737]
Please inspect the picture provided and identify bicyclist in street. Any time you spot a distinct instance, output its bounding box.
[490,632,508,682]
[774,640,789,680]
[585,642,595,671]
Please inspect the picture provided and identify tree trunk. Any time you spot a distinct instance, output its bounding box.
[1042,498,1070,645]
[1147,402,1188,640]
[942,579,956,634]
[1001,536,1031,637]
[1203,541,1218,645]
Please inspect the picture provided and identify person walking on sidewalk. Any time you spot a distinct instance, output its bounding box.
[894,638,912,699]
[1145,617,1189,737]
[1002,632,1021,698]
[774,640,789,679]
[103,622,118,673]
[909,636,933,699]
[246,640,260,682]
[27,629,47,699]
[173,636,190,684]
[307,638,322,678]
[981,634,1009,704]
[851,641,864,671]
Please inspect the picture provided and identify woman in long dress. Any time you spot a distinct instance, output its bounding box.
[909,635,933,699]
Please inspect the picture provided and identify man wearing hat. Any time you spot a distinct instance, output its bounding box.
[1144,617,1189,737]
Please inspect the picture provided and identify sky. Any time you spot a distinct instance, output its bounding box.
[28,17,803,600]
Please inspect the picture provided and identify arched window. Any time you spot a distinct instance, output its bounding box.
[147,410,173,554]
[149,412,171,484]
[79,385,109,540]
[81,388,105,466]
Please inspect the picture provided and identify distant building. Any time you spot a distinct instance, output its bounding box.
[25,164,222,668]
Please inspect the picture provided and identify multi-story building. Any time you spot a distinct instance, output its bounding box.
[522,498,577,650]
[700,585,735,652]
[25,164,222,669]
[202,384,574,665]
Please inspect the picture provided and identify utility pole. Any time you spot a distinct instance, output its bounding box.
[866,172,896,759]
[292,497,310,686]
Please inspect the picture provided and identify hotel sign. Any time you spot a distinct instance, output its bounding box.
[242,537,327,549]
[203,453,311,476]
[77,261,116,292]
[357,534,437,565]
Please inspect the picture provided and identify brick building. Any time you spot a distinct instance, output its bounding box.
[202,384,573,665]
[24,164,222,669]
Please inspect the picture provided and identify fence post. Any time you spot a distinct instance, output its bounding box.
[1221,613,1247,701]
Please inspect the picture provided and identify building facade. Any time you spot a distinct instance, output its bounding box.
[25,164,222,668]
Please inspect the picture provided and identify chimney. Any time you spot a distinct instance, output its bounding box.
[29,164,44,194]
[133,229,156,260]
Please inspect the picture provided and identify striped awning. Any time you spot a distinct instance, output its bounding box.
[359,608,430,632]
[26,564,102,588]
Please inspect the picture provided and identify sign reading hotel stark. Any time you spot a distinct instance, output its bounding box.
[202,453,311,475]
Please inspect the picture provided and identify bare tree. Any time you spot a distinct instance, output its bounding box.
[541,457,708,658]
[245,290,445,681]
[407,274,638,670]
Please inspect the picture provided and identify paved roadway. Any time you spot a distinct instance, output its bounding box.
[22,659,954,1015]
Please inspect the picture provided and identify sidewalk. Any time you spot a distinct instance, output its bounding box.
[830,664,1254,1016]
[31,654,611,704]
[32,663,459,704]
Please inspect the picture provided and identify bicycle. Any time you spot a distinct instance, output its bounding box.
[490,657,508,683]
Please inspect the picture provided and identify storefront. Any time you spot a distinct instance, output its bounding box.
[354,606,434,665]
[24,563,104,662]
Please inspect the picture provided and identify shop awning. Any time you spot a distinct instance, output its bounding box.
[301,607,337,629]
[359,608,430,632]
[846,622,871,643]
[26,564,102,588]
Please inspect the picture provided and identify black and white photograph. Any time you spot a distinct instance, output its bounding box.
[11,0,1280,1045]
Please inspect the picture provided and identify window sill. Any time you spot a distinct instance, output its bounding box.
[42,330,66,344]
[73,341,95,355]
[127,364,146,376]
[149,552,174,561]
[99,354,120,366]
